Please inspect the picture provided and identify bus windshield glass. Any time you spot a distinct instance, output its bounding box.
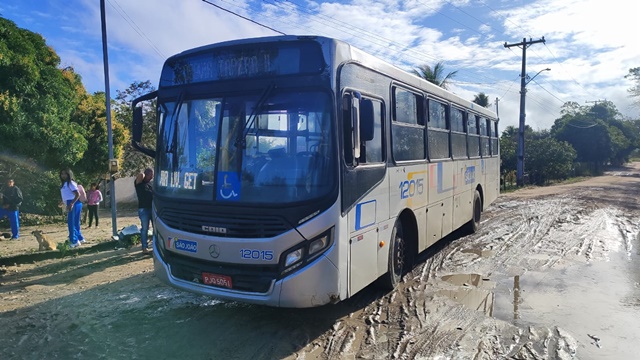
[155,90,335,204]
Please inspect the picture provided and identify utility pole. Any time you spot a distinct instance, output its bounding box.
[585,99,606,105]
[100,0,118,237]
[504,37,546,187]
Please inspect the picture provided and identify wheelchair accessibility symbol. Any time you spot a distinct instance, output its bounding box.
[217,171,240,201]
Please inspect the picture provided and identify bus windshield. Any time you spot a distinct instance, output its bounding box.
[155,90,335,205]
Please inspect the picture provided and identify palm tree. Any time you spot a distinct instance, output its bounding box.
[411,61,458,90]
[472,92,490,107]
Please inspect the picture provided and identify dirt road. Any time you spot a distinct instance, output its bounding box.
[1,165,639,359]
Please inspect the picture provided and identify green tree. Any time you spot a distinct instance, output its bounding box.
[113,80,156,176]
[526,134,576,185]
[625,67,640,107]
[551,101,635,173]
[499,126,518,177]
[472,92,490,107]
[72,91,129,181]
[0,18,88,169]
[0,17,129,214]
[411,61,458,89]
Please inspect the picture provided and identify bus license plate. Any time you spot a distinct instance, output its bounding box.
[202,272,232,289]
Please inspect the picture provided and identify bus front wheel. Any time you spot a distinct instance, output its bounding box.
[465,190,482,234]
[380,220,405,290]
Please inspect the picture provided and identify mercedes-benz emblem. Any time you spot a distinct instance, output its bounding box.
[209,244,220,258]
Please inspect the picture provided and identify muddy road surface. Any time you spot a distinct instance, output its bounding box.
[1,165,640,360]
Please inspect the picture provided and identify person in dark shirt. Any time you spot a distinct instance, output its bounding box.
[1,179,23,240]
[134,168,154,254]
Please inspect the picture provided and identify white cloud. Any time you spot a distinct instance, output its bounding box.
[6,0,637,129]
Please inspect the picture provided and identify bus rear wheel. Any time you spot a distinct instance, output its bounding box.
[465,190,482,234]
[380,220,405,290]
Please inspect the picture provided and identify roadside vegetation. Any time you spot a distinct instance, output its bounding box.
[0,18,155,216]
[500,100,640,188]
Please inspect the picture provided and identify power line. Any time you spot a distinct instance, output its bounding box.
[197,0,527,106]
[201,0,286,35]
[414,0,490,38]
[107,0,166,60]
[442,0,495,35]
[271,0,506,87]
[475,0,533,39]
[530,79,566,104]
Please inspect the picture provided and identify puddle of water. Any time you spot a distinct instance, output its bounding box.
[441,273,494,288]
[492,253,640,359]
[461,249,495,258]
[438,274,496,316]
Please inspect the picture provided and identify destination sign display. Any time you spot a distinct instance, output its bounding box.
[158,170,198,190]
[160,41,325,86]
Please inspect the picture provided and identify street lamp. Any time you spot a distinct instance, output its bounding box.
[526,68,551,86]
[516,67,550,187]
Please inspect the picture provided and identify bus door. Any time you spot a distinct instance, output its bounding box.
[341,92,389,295]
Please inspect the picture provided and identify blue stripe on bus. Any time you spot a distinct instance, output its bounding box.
[355,200,376,230]
[437,162,453,193]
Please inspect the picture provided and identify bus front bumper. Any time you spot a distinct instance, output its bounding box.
[152,241,341,308]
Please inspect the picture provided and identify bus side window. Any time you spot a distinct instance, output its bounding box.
[343,94,384,166]
[392,87,425,162]
[467,113,480,157]
[427,99,450,160]
[359,98,384,164]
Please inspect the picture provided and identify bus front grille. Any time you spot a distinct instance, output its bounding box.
[158,208,291,238]
[165,251,278,294]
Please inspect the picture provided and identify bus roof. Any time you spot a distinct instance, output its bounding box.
[166,35,498,120]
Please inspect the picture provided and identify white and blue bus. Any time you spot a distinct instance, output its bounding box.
[132,35,499,308]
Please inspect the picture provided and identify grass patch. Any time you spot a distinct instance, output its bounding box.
[121,234,141,248]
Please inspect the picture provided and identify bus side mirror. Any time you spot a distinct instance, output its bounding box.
[133,106,144,143]
[360,99,374,142]
[131,91,158,158]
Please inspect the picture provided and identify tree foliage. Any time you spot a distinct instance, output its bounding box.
[626,67,640,107]
[500,126,576,185]
[0,18,87,169]
[72,91,129,182]
[113,80,156,176]
[0,17,128,213]
[411,61,458,89]
[526,135,576,185]
[472,92,490,108]
[499,125,519,179]
[551,101,637,171]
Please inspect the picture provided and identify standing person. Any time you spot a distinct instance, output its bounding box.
[135,168,154,255]
[86,183,103,228]
[77,183,88,225]
[60,169,85,248]
[1,179,23,240]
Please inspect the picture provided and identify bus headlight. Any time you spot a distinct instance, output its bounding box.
[285,248,303,267]
[279,227,334,277]
[309,233,329,255]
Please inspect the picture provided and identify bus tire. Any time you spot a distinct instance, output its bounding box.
[465,190,482,234]
[380,220,405,290]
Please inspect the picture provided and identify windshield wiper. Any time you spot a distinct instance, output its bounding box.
[163,91,187,172]
[235,82,276,149]
[165,90,187,155]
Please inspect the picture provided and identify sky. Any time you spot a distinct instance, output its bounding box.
[1,0,639,132]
